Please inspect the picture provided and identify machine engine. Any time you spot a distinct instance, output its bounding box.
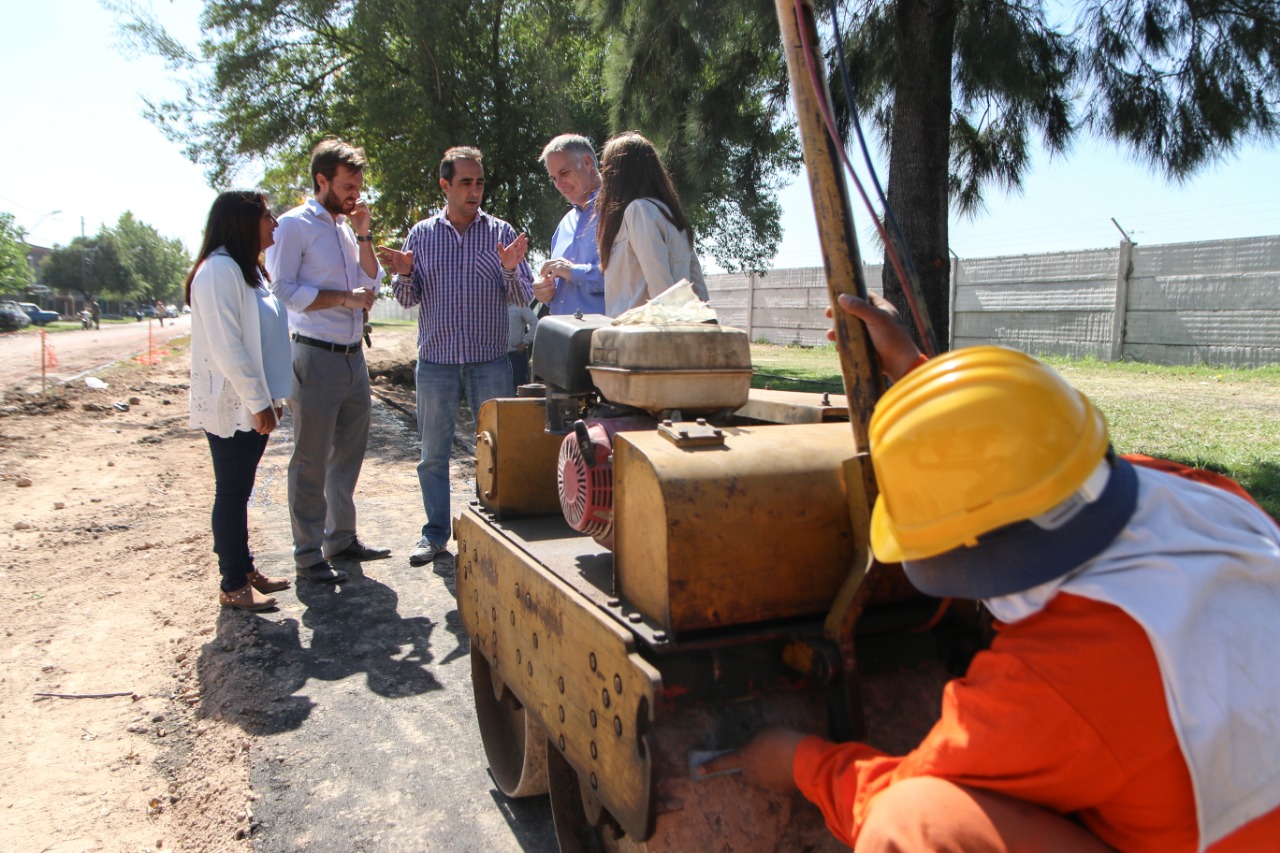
[557,417,651,548]
[532,314,753,549]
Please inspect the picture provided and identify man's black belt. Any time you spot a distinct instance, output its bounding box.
[291,333,362,354]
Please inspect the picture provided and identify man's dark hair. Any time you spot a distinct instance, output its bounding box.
[184,190,272,305]
[440,146,483,183]
[310,139,367,193]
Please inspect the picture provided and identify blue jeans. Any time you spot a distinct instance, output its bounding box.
[206,429,270,592]
[415,357,512,545]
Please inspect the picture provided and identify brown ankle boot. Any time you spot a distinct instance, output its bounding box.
[219,584,277,612]
[247,570,292,593]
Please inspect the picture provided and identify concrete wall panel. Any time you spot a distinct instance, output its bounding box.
[699,236,1280,365]
[1123,342,1280,367]
[954,280,1115,312]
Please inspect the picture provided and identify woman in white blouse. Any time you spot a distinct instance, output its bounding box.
[595,131,709,317]
[187,191,292,611]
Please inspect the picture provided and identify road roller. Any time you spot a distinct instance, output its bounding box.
[455,0,980,848]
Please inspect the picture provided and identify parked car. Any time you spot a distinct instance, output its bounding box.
[164,304,180,319]
[0,301,33,332]
[17,302,60,326]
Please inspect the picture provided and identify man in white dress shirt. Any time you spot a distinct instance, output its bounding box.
[266,138,389,583]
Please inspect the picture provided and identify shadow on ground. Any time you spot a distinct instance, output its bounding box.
[197,566,443,735]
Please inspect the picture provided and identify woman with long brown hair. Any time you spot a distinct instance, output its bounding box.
[595,132,709,316]
[187,190,292,611]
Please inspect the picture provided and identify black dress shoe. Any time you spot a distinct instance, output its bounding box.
[330,538,392,561]
[296,561,348,583]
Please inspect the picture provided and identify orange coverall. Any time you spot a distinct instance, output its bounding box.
[793,459,1280,851]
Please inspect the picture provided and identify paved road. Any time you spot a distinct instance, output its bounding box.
[0,316,192,392]
[209,401,561,852]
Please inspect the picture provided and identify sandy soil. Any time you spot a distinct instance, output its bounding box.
[0,326,423,853]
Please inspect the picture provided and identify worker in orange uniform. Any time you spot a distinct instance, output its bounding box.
[704,293,1280,852]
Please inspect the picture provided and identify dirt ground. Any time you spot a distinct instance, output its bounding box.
[0,326,425,853]
[2,324,1276,852]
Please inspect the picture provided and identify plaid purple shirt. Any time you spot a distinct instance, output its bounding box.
[392,208,533,364]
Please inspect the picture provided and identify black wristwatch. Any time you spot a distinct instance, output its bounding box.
[356,234,373,242]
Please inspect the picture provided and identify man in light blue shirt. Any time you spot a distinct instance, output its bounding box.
[534,134,605,315]
[266,138,388,583]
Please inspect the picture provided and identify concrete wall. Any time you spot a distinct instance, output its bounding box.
[950,247,1118,359]
[708,264,884,347]
[704,234,1280,367]
[369,300,418,324]
[1121,237,1280,367]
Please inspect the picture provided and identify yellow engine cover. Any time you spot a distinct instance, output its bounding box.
[475,397,565,518]
[613,421,862,634]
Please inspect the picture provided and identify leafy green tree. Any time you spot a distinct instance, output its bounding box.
[0,212,34,294]
[587,0,1279,338]
[587,0,799,272]
[116,0,612,258]
[116,0,1279,292]
[40,234,139,302]
[114,0,795,270]
[835,0,1280,346]
[113,212,190,304]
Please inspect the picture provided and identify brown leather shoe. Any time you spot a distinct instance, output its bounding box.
[247,570,292,593]
[219,584,277,612]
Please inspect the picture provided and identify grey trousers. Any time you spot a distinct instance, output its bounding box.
[287,341,371,568]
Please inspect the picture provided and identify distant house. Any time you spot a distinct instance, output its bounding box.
[25,243,50,277]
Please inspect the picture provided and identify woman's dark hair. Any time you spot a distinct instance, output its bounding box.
[184,190,271,305]
[595,132,693,270]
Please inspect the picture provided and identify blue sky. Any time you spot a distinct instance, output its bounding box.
[6,1,1278,267]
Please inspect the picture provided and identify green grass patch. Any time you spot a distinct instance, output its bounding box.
[748,344,1280,519]
[750,342,845,393]
[40,320,84,332]
[1039,354,1280,385]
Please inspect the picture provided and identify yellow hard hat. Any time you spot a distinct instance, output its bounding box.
[869,346,1110,564]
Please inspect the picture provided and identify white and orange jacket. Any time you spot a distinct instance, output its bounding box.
[795,457,1280,852]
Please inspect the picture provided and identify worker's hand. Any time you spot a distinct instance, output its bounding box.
[498,233,529,271]
[349,287,377,311]
[827,293,923,382]
[253,405,278,435]
[376,245,414,277]
[539,257,574,282]
[533,275,558,304]
[698,727,807,792]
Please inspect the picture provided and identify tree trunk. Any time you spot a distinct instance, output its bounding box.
[884,0,957,353]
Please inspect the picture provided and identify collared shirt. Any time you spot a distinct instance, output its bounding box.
[392,208,533,364]
[544,190,605,316]
[265,198,382,346]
